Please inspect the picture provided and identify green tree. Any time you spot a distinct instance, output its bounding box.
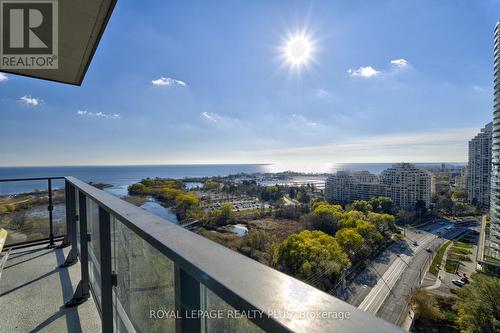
[454,274,500,333]
[368,197,394,214]
[355,220,384,247]
[260,185,283,202]
[367,212,396,234]
[337,216,358,229]
[335,228,365,260]
[345,210,365,219]
[159,188,184,201]
[407,288,444,324]
[203,179,220,191]
[128,183,148,194]
[276,230,350,290]
[452,189,467,202]
[174,193,200,219]
[296,189,311,204]
[241,230,275,254]
[307,202,343,235]
[211,204,233,226]
[350,200,373,214]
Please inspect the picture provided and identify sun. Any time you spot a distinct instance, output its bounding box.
[284,34,313,67]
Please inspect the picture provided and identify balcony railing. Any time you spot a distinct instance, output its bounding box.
[1,176,404,333]
[0,176,67,248]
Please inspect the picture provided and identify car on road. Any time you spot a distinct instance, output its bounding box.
[452,279,466,287]
[413,241,418,246]
[425,248,432,253]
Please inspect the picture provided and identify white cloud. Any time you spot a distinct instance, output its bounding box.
[390,58,408,68]
[233,127,476,163]
[77,110,121,119]
[472,85,486,93]
[151,76,187,87]
[348,59,410,78]
[316,88,330,98]
[347,66,380,78]
[0,73,8,82]
[19,95,42,106]
[200,111,242,129]
[290,114,322,129]
[201,111,222,122]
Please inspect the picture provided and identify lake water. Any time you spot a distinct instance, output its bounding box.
[0,163,464,227]
[0,164,269,195]
[0,163,464,195]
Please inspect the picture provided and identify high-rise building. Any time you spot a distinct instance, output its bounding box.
[455,166,467,189]
[467,122,493,207]
[325,164,432,210]
[486,20,500,269]
[380,163,432,209]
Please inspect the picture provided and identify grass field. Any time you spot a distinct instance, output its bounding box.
[445,259,460,273]
[430,240,452,275]
[444,241,472,273]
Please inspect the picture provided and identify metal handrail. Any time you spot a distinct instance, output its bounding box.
[0,176,65,182]
[65,176,404,333]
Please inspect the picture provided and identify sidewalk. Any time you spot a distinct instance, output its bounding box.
[424,248,449,291]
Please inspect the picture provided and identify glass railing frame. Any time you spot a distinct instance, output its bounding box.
[62,176,404,333]
[0,176,67,249]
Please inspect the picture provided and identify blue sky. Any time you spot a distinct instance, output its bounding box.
[0,0,499,166]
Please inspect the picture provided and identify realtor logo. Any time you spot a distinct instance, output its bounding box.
[0,0,58,69]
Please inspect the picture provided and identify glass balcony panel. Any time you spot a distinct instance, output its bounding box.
[0,179,51,245]
[87,198,102,308]
[73,189,81,253]
[52,179,67,237]
[111,216,176,333]
[200,284,264,333]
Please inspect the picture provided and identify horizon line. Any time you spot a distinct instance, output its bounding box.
[0,161,467,168]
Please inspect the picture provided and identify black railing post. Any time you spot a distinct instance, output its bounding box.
[58,179,71,248]
[175,265,201,333]
[99,207,113,332]
[65,191,90,307]
[60,180,78,267]
[47,179,55,248]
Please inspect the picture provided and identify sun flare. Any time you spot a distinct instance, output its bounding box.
[284,34,313,67]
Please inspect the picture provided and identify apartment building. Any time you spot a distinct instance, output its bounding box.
[467,122,492,207]
[325,171,388,204]
[326,164,432,210]
[485,20,500,270]
[380,163,432,209]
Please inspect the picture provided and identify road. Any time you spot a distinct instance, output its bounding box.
[358,230,440,314]
[375,226,469,325]
[343,222,446,306]
[343,220,470,325]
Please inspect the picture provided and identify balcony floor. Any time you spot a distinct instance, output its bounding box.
[0,243,101,333]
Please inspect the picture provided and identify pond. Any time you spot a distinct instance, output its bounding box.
[229,224,248,237]
[139,199,179,224]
